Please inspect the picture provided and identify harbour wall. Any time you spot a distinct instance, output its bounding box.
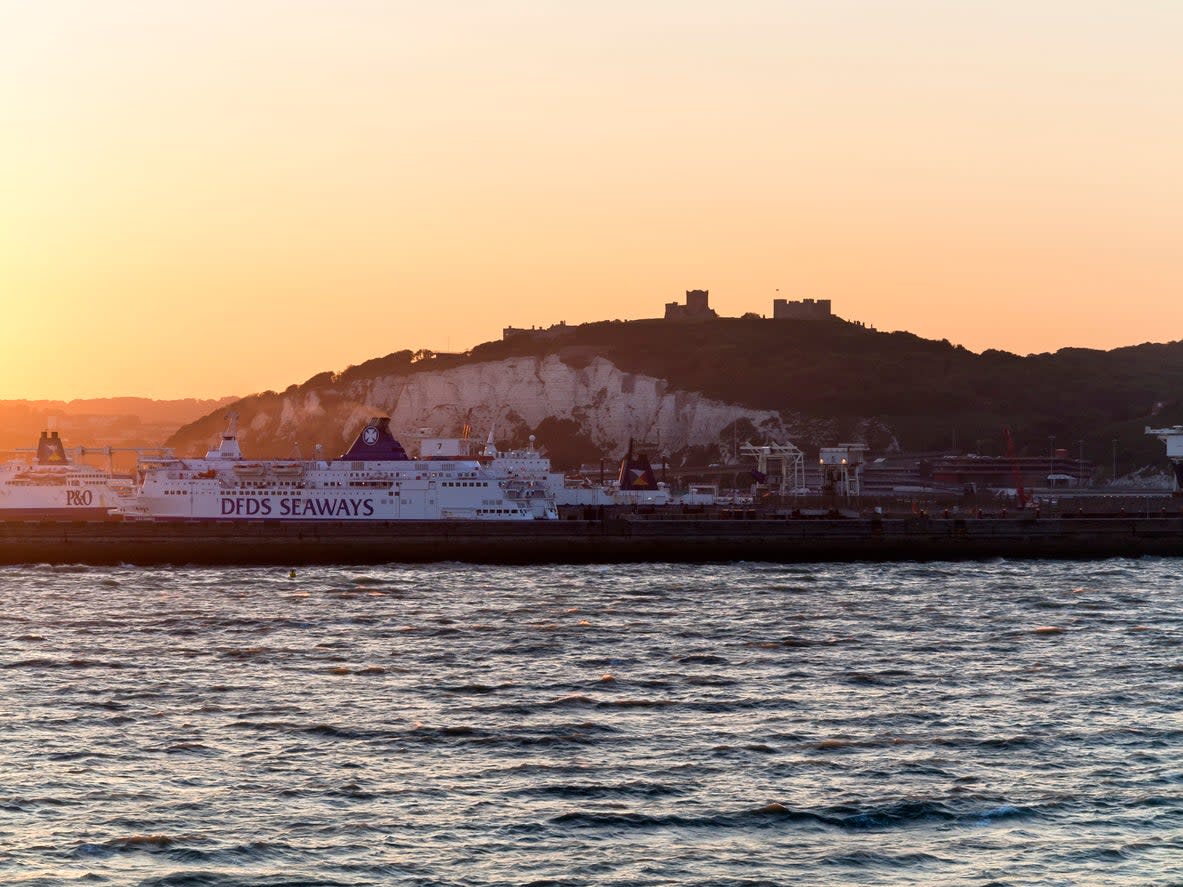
[2,516,1183,566]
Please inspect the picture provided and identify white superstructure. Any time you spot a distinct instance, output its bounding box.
[120,416,555,521]
[0,431,135,519]
[1146,426,1183,490]
[419,431,672,507]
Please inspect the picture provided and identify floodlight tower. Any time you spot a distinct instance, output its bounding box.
[818,443,867,499]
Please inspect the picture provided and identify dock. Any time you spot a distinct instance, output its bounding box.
[2,514,1183,566]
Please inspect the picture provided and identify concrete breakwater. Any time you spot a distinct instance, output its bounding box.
[2,515,1183,566]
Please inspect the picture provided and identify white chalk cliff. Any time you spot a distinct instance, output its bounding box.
[231,355,810,457]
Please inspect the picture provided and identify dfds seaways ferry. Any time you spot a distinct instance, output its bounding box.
[120,416,557,521]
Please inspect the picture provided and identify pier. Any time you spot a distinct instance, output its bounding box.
[2,513,1183,566]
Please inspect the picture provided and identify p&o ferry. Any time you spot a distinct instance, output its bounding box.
[119,416,556,521]
[0,430,135,520]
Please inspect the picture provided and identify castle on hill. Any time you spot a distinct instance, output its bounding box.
[505,289,840,341]
[664,289,717,320]
[663,289,832,321]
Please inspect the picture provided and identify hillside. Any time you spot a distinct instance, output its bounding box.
[0,397,238,452]
[165,318,1182,474]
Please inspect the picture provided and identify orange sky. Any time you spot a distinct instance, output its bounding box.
[2,1,1180,399]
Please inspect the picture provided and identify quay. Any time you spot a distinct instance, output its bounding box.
[2,513,1183,566]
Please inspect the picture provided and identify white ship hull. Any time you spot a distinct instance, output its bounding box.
[127,472,538,521]
[416,431,670,509]
[0,475,131,518]
[121,417,555,522]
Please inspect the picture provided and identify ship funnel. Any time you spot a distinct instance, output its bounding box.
[205,413,243,460]
[340,417,410,461]
[618,439,657,490]
[36,430,68,465]
[481,428,498,459]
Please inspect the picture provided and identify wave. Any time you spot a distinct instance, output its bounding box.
[0,656,125,670]
[137,874,356,887]
[820,849,950,868]
[596,698,675,709]
[440,682,513,694]
[551,799,1041,832]
[512,780,687,800]
[75,833,178,857]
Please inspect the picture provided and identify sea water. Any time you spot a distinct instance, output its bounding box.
[0,560,1179,886]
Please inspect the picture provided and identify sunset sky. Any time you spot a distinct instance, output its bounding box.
[2,1,1180,399]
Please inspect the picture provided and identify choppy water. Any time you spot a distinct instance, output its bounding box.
[0,559,1179,886]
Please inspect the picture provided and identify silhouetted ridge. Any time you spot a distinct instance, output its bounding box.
[165,317,1183,471]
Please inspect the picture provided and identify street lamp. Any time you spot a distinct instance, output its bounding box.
[1112,439,1118,481]
[1077,439,1084,487]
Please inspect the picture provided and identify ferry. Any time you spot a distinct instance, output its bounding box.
[119,416,556,521]
[0,430,136,520]
[413,428,550,519]
[418,431,672,507]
